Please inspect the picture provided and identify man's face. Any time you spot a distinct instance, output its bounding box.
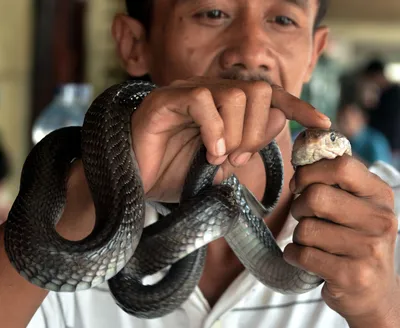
[336,105,365,138]
[140,0,327,97]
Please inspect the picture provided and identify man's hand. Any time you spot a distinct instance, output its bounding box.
[284,155,400,327]
[130,76,331,202]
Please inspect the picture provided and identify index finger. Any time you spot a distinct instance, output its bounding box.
[270,84,331,129]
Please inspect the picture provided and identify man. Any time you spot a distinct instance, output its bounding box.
[362,59,400,170]
[1,1,400,327]
[336,102,392,165]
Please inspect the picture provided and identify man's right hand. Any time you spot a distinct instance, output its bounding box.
[130,76,331,202]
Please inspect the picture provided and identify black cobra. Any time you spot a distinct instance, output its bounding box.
[4,80,329,319]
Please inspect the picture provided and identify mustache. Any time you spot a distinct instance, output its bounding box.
[220,69,274,85]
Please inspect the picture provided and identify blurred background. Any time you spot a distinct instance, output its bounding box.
[0,0,399,219]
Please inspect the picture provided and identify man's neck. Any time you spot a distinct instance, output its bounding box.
[198,209,290,308]
[199,126,295,307]
[198,239,245,308]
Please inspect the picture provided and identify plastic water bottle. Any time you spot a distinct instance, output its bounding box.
[32,83,93,145]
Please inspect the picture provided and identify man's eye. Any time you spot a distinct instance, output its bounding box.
[272,16,296,26]
[197,10,227,20]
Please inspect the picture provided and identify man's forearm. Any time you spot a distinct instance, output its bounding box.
[0,226,48,328]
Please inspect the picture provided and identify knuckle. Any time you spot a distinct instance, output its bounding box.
[330,261,355,289]
[236,128,268,154]
[334,155,354,182]
[292,169,305,191]
[375,208,397,236]
[331,269,350,290]
[143,91,170,125]
[335,267,350,288]
[297,247,313,267]
[249,80,272,95]
[294,218,316,245]
[145,87,164,107]
[368,172,395,207]
[170,79,188,86]
[242,130,267,153]
[226,137,242,152]
[304,184,325,211]
[384,215,398,236]
[212,117,225,131]
[322,284,344,303]
[365,238,384,260]
[353,265,374,290]
[254,128,268,146]
[225,87,247,103]
[190,87,213,103]
[381,182,395,206]
[293,166,309,190]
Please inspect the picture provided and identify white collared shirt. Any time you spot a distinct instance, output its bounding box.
[28,161,400,328]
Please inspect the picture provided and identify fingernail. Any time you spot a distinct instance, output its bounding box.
[234,152,252,166]
[283,248,296,265]
[316,111,331,122]
[207,154,228,166]
[215,138,226,156]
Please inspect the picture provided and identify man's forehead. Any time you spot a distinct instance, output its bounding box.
[175,0,310,9]
[286,0,309,10]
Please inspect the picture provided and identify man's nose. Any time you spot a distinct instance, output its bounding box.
[220,21,276,72]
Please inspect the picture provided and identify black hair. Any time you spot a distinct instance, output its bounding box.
[315,0,329,29]
[363,58,386,76]
[337,102,369,125]
[126,1,153,33]
[125,0,329,33]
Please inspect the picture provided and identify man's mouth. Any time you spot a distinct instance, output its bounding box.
[220,69,274,84]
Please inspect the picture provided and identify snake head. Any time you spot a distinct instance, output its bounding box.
[291,128,352,167]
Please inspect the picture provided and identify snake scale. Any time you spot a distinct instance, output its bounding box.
[3,80,352,318]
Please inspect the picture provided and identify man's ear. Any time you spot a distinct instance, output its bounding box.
[111,14,150,77]
[303,26,329,83]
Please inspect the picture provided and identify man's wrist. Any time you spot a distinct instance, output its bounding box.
[347,312,400,328]
[346,278,400,328]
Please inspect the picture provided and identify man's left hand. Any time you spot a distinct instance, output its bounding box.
[283,155,400,327]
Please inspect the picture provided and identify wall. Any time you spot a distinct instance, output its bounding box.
[85,0,126,97]
[0,1,32,198]
[326,20,400,66]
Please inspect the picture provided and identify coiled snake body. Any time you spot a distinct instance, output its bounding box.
[3,80,352,318]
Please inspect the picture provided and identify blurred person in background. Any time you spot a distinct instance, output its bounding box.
[362,58,400,169]
[336,102,392,166]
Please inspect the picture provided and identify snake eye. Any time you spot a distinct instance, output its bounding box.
[330,132,336,142]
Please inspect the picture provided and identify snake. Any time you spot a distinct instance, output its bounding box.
[3,80,352,319]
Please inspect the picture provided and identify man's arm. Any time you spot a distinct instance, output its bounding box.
[0,226,48,328]
[285,155,400,328]
[0,161,95,328]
